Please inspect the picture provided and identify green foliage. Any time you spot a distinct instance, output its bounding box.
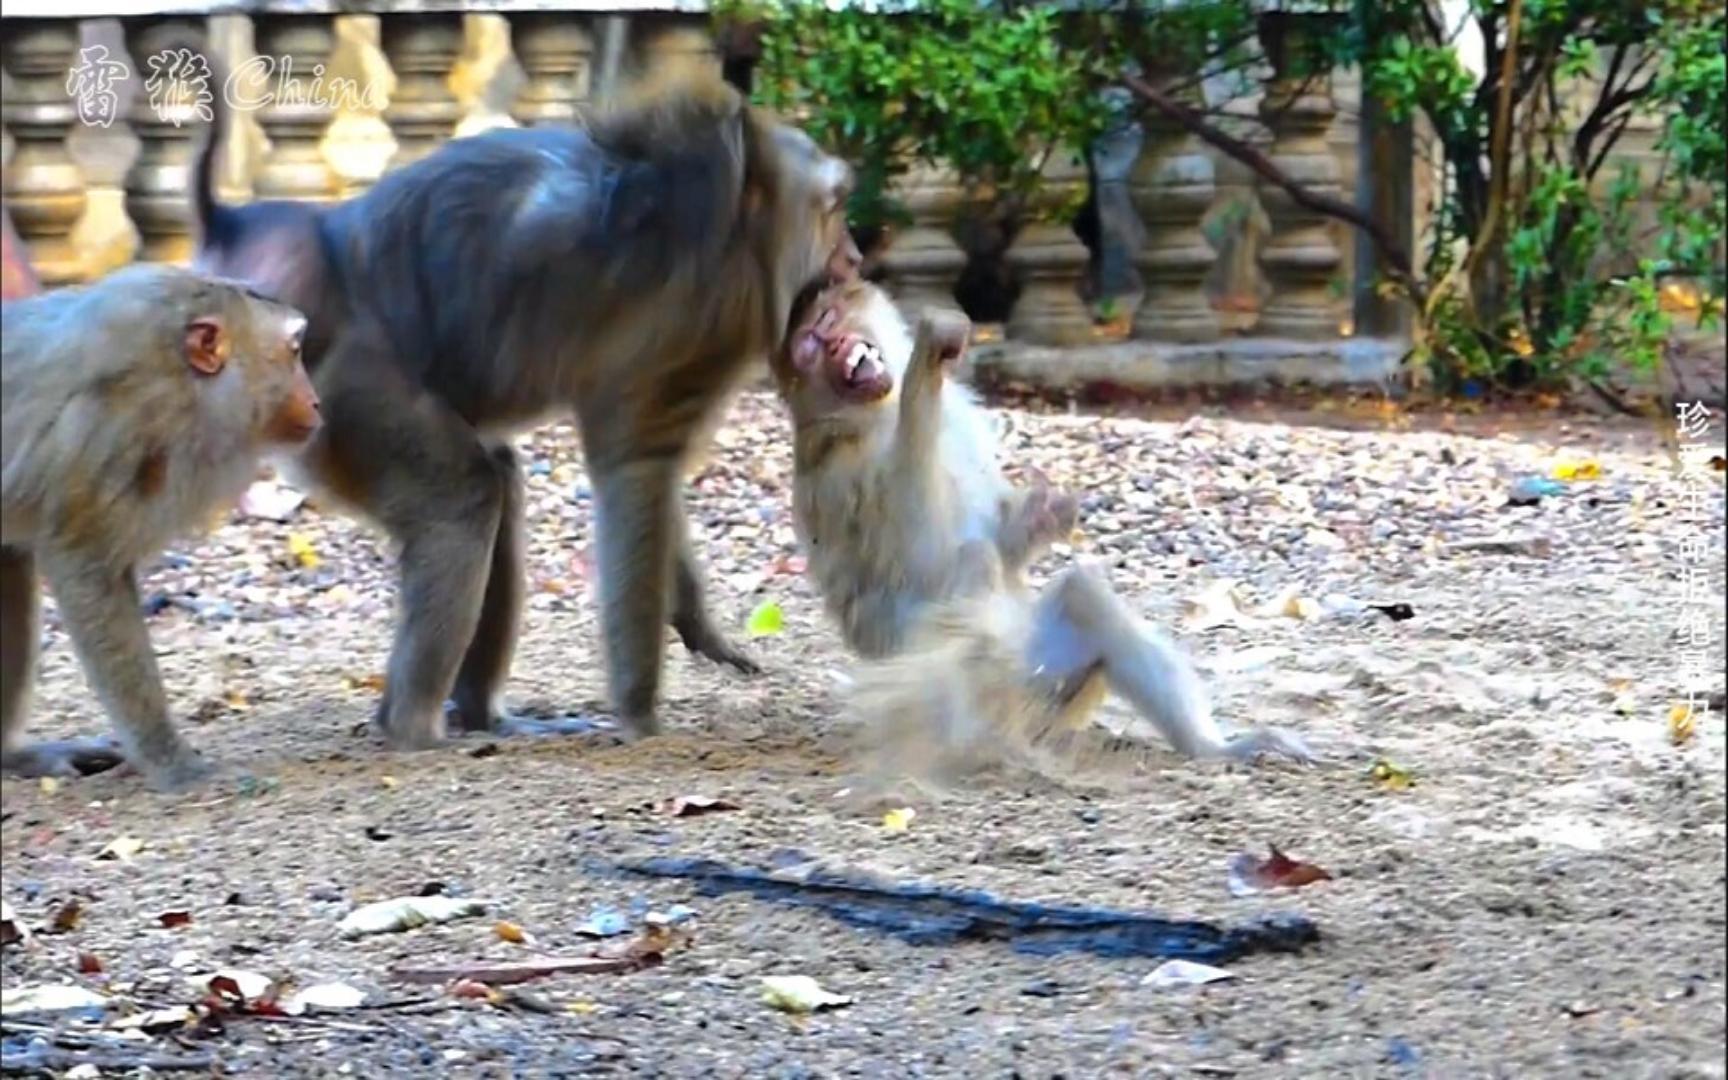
[722,0,1723,396]
[715,0,1252,229]
[715,0,1114,228]
[1355,0,1725,390]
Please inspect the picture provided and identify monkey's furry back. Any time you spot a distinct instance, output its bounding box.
[1,266,261,562]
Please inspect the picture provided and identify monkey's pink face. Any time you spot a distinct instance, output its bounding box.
[787,293,893,404]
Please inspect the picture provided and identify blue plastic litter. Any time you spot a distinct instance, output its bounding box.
[614,856,1319,963]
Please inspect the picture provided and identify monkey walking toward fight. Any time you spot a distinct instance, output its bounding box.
[770,281,1312,778]
[2,265,321,790]
[190,71,859,749]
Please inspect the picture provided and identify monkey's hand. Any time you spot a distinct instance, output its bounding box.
[912,310,972,374]
[997,481,1079,574]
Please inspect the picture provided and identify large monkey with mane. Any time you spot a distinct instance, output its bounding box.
[190,70,860,759]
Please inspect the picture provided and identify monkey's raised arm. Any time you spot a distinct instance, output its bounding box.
[893,310,972,468]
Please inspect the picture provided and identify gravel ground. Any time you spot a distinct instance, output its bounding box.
[2,389,1724,1079]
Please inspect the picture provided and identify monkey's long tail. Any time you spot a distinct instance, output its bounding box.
[189,47,234,245]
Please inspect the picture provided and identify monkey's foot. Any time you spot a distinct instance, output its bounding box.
[672,619,763,676]
[137,750,218,793]
[1226,727,1317,767]
[2,738,128,780]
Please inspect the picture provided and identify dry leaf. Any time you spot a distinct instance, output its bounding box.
[495,920,532,945]
[1142,959,1235,989]
[881,807,916,833]
[1669,703,1698,746]
[1226,845,1333,896]
[201,968,272,1005]
[760,975,852,1014]
[1,900,27,947]
[282,982,367,1015]
[38,776,59,795]
[379,775,400,790]
[76,951,103,975]
[1370,759,1414,791]
[344,673,387,694]
[1550,460,1602,482]
[660,795,741,818]
[48,899,83,934]
[238,480,306,522]
[95,836,144,862]
[112,1004,194,1032]
[1184,579,1255,631]
[157,910,193,929]
[338,895,493,938]
[1,984,111,1015]
[450,978,502,1003]
[286,532,320,569]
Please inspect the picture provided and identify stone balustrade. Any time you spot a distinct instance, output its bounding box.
[0,1,1405,357]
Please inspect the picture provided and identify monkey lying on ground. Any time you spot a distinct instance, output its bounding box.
[770,280,1312,778]
[189,70,860,749]
[2,265,320,789]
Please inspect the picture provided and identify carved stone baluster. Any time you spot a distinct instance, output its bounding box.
[1130,77,1220,342]
[1004,153,1093,346]
[381,13,463,169]
[879,164,966,319]
[122,18,206,264]
[509,14,591,127]
[1088,90,1145,318]
[1,21,88,284]
[251,15,336,201]
[635,18,719,82]
[1255,11,1345,339]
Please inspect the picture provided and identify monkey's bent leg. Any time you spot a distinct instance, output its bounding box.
[37,553,212,791]
[450,444,526,733]
[0,549,111,777]
[590,455,681,739]
[1029,567,1311,765]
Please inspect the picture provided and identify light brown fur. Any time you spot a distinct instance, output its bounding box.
[1,264,318,789]
[770,281,1314,787]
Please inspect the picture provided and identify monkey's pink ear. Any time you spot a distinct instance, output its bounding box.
[184,316,227,376]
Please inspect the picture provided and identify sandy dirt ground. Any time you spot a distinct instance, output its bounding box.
[3,390,1724,1078]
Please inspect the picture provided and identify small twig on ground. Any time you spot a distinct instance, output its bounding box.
[1184,478,1236,550]
[389,955,651,987]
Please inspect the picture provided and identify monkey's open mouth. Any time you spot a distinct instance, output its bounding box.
[824,334,890,401]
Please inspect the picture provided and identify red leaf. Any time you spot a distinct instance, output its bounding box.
[157,909,193,929]
[207,975,244,1003]
[1251,845,1332,889]
[77,951,104,974]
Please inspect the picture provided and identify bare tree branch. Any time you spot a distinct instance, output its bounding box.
[1120,70,1429,308]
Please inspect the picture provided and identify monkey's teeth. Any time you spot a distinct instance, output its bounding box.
[844,342,868,377]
